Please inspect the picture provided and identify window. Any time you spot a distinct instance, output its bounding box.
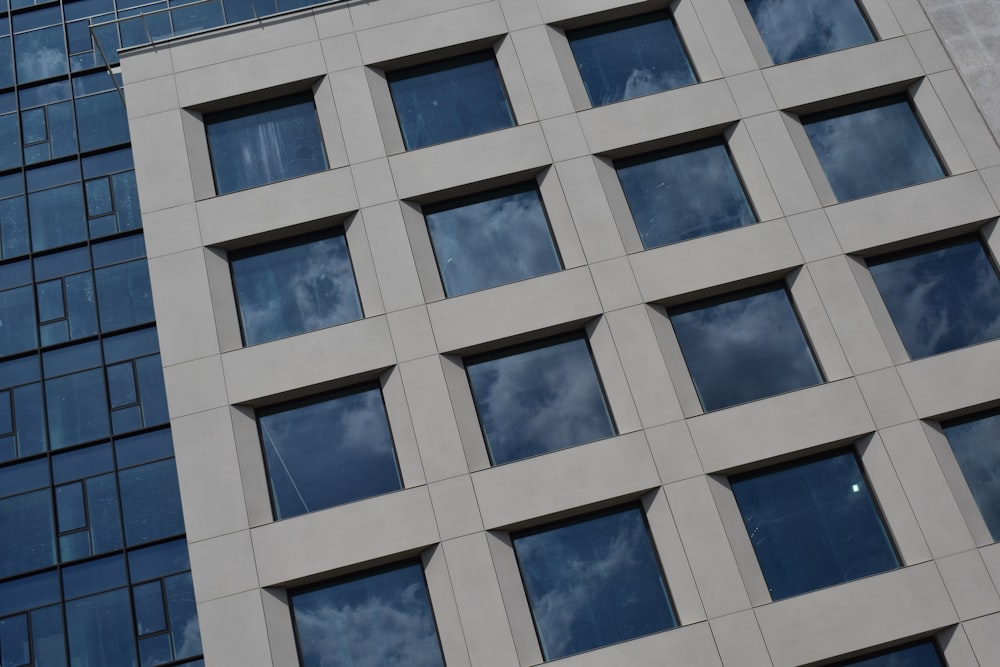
[835,640,944,666]
[511,506,677,660]
[204,92,328,195]
[289,560,445,667]
[230,229,363,346]
[943,411,1000,540]
[465,334,616,465]
[867,236,1000,359]
[423,183,562,297]
[616,138,756,249]
[668,284,823,412]
[802,95,945,201]
[746,0,875,64]
[257,384,402,520]
[730,449,899,600]
[387,51,515,150]
[566,12,696,106]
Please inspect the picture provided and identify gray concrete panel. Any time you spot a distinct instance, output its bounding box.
[197,590,273,667]
[541,622,722,667]
[938,550,1000,620]
[188,530,259,603]
[897,339,1000,418]
[709,610,772,667]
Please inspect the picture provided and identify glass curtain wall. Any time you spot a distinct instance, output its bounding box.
[0,0,204,665]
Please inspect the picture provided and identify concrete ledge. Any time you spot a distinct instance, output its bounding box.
[897,338,1000,418]
[545,621,721,667]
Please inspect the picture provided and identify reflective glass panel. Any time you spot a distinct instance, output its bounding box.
[118,458,184,545]
[257,385,402,520]
[290,561,445,667]
[943,411,1000,540]
[14,26,68,84]
[65,587,136,667]
[669,284,823,411]
[730,449,899,600]
[205,93,328,194]
[0,285,37,356]
[230,230,362,346]
[45,367,109,449]
[746,0,875,64]
[388,52,515,150]
[0,488,56,578]
[868,237,1000,359]
[836,640,943,666]
[617,139,756,248]
[567,12,696,106]
[512,506,676,660]
[424,184,562,297]
[802,96,945,201]
[28,183,87,252]
[465,334,615,465]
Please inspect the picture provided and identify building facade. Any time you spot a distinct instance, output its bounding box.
[4,0,1000,665]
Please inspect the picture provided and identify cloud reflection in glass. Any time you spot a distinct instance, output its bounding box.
[943,411,1000,540]
[746,0,874,64]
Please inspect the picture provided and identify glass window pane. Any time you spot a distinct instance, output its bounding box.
[617,139,756,248]
[135,355,169,428]
[28,183,87,252]
[803,96,945,201]
[45,367,109,449]
[85,177,113,217]
[746,0,875,64]
[0,285,37,356]
[730,449,899,600]
[943,412,1000,540]
[388,52,515,150]
[258,385,402,519]
[0,196,29,259]
[165,572,201,659]
[567,12,696,106]
[76,90,129,152]
[424,184,562,297]
[868,237,1000,359]
[118,458,184,545]
[13,383,46,458]
[230,230,362,345]
[512,506,676,660]
[669,285,823,411]
[837,641,943,666]
[112,171,141,232]
[86,473,123,554]
[65,588,136,667]
[205,93,328,194]
[133,581,167,635]
[14,26,67,85]
[30,604,67,667]
[55,481,86,532]
[63,272,98,340]
[0,614,29,667]
[95,260,155,332]
[0,489,56,578]
[290,561,445,667]
[465,335,616,465]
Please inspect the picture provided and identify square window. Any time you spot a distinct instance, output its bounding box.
[616,138,756,249]
[668,284,823,412]
[423,182,562,297]
[290,560,445,667]
[257,384,402,520]
[802,95,945,201]
[230,229,363,346]
[835,640,943,666]
[942,411,1000,540]
[387,51,515,150]
[867,236,1000,359]
[566,12,696,107]
[746,0,875,64]
[465,334,616,465]
[512,506,677,660]
[730,449,899,601]
[204,92,328,195]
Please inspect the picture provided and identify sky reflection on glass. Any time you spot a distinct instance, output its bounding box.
[389,52,514,150]
[291,561,445,667]
[669,285,822,412]
[231,231,362,346]
[838,641,943,667]
[746,0,874,64]
[258,386,402,520]
[617,140,756,248]
[731,450,899,601]
[513,507,676,660]
[567,12,696,107]
[466,335,615,465]
[868,237,1000,359]
[803,96,944,201]
[206,93,328,194]
[943,412,1000,540]
[425,184,561,297]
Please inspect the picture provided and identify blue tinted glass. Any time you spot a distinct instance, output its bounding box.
[95,260,155,331]
[0,285,37,356]
[0,196,29,260]
[943,412,1000,540]
[513,507,676,659]
[13,384,46,458]
[868,237,1000,359]
[466,335,615,465]
[28,183,87,252]
[166,572,201,659]
[0,570,60,617]
[118,458,184,545]
[87,474,123,553]
[136,355,169,428]
[115,429,173,468]
[205,93,328,194]
[112,171,141,232]
[258,385,401,519]
[389,52,515,150]
[230,231,362,346]
[14,26,68,84]
[669,285,823,411]
[0,614,29,666]
[31,604,67,667]
[139,634,173,666]
[567,12,696,106]
[45,368,109,449]
[747,0,874,64]
[803,96,945,201]
[62,553,126,599]
[290,561,445,667]
[128,539,190,582]
[133,580,167,635]
[51,441,113,482]
[56,481,86,531]
[617,140,756,248]
[0,113,22,173]
[838,641,943,667]
[65,588,136,667]
[731,449,899,600]
[425,184,561,297]
[76,90,130,152]
[0,488,56,578]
